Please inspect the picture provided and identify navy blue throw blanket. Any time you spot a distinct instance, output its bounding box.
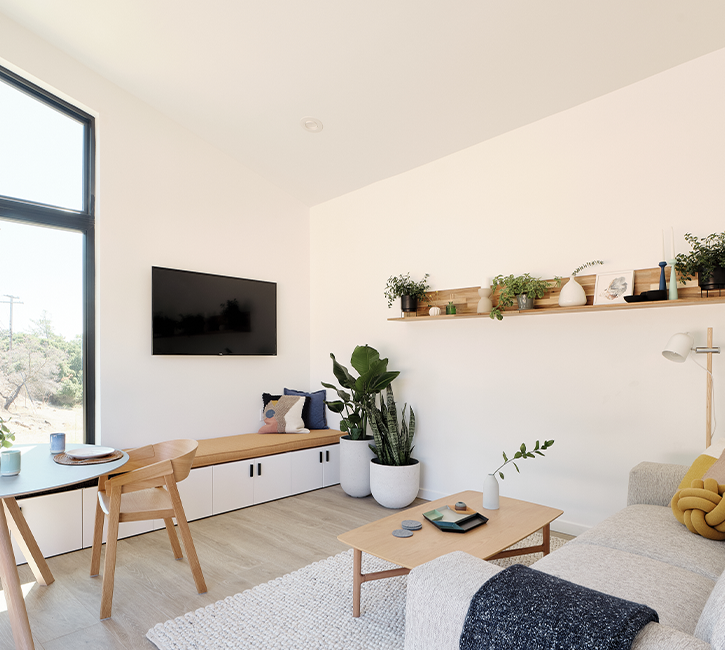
[459,564,658,650]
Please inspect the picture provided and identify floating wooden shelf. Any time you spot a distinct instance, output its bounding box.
[388,267,725,321]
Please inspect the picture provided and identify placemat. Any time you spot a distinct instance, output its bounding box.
[53,450,124,465]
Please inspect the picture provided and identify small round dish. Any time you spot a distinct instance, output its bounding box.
[624,295,647,303]
[65,446,116,460]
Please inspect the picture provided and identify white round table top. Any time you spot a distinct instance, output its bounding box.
[0,443,129,499]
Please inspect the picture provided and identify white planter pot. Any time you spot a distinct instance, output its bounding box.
[339,435,375,498]
[558,275,587,307]
[482,473,500,510]
[370,458,420,509]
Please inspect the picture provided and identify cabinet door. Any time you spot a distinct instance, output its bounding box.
[175,466,213,522]
[322,444,340,487]
[82,487,154,547]
[212,460,254,515]
[290,448,324,496]
[253,453,292,504]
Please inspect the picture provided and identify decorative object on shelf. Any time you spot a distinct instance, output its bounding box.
[322,345,399,497]
[658,261,667,292]
[428,306,441,316]
[489,273,562,320]
[662,327,720,448]
[668,261,679,301]
[477,281,493,313]
[482,473,500,510]
[558,261,602,307]
[675,231,725,295]
[593,270,634,305]
[384,273,431,312]
[446,299,457,315]
[367,385,419,508]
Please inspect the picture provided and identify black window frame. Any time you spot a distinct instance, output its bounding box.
[0,64,96,444]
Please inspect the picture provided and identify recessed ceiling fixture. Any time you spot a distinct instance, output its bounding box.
[300,117,323,133]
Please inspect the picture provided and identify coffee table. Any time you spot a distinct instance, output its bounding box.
[338,490,563,616]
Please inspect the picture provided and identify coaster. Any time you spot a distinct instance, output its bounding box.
[392,529,413,538]
[401,520,422,530]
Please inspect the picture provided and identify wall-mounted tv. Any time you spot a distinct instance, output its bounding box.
[152,266,277,356]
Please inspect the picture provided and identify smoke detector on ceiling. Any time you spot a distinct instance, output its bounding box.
[300,117,323,133]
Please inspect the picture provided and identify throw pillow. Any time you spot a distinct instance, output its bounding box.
[262,393,282,409]
[258,395,309,434]
[284,388,328,430]
[671,449,725,538]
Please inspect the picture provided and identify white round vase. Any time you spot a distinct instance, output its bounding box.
[370,459,420,509]
[339,436,375,498]
[558,275,587,307]
[482,473,500,510]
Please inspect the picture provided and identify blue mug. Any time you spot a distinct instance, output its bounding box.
[50,432,66,454]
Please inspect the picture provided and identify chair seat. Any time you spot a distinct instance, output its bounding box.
[99,486,175,521]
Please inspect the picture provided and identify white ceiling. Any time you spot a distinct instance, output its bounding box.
[2,1,725,207]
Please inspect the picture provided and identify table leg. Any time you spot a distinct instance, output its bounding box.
[3,498,54,586]
[0,498,35,649]
[353,548,362,618]
[542,523,551,556]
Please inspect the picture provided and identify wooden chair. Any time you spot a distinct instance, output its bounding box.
[90,439,207,619]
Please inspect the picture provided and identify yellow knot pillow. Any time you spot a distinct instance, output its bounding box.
[671,477,725,540]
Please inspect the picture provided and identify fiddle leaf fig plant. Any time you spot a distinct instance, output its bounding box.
[0,415,15,448]
[489,273,561,321]
[384,273,431,308]
[493,439,554,479]
[675,232,725,285]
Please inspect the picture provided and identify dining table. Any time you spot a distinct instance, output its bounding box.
[0,443,128,650]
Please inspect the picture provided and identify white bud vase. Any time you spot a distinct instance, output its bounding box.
[477,287,493,313]
[482,473,499,510]
[558,275,587,307]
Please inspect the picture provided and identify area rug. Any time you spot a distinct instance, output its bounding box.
[147,532,567,650]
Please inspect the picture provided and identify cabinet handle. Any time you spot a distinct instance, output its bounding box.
[320,451,323,463]
[326,450,330,462]
[249,464,253,478]
[258,462,262,476]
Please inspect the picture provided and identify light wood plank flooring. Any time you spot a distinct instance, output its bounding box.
[0,486,572,649]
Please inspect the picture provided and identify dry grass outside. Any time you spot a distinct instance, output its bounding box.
[2,397,83,445]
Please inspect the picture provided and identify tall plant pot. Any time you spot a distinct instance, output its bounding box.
[370,458,420,509]
[339,435,375,498]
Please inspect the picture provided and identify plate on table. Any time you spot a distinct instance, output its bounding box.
[65,446,116,460]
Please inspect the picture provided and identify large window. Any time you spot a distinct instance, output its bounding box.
[0,65,95,444]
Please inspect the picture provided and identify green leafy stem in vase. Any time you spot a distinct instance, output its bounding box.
[0,415,15,448]
[492,439,554,479]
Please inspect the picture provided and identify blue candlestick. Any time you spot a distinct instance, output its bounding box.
[658,261,667,292]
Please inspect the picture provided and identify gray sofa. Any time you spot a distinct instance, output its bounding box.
[405,462,725,649]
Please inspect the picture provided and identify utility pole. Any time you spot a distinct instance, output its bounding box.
[0,295,23,350]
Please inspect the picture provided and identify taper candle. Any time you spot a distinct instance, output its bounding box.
[661,230,665,261]
[670,226,675,260]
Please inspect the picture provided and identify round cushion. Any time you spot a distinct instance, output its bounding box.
[671,477,725,540]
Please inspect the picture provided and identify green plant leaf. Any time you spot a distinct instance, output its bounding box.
[350,345,381,376]
[499,472,504,480]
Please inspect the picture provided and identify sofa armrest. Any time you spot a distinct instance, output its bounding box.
[632,622,710,650]
[627,461,689,507]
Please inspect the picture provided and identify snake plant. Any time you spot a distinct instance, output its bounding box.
[366,385,415,466]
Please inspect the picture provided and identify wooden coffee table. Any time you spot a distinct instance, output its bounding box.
[338,490,563,616]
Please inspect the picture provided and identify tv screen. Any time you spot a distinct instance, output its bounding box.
[152,266,276,356]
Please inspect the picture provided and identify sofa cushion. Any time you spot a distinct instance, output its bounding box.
[571,504,725,580]
[696,568,725,644]
[632,623,710,650]
[532,543,714,635]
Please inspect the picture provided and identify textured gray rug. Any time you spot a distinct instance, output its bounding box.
[147,532,566,650]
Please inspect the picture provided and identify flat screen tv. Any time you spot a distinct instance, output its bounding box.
[152,266,276,356]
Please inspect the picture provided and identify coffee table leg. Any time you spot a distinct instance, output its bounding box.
[543,523,551,555]
[353,548,362,617]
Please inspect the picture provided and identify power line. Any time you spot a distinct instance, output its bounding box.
[0,295,23,350]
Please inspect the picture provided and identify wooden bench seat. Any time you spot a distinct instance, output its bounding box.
[192,429,344,468]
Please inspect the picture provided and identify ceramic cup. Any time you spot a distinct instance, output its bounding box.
[1,449,21,476]
[50,432,66,454]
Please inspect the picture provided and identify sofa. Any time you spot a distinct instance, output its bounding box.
[405,461,725,649]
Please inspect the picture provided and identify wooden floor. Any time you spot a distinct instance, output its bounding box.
[0,486,573,649]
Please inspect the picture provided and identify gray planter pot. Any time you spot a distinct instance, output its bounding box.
[339,435,375,497]
[370,458,420,509]
[516,294,534,310]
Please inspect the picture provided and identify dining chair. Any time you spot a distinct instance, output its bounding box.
[90,438,207,619]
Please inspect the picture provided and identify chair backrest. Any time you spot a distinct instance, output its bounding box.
[112,439,198,493]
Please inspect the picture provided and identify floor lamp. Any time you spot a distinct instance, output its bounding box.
[662,327,721,448]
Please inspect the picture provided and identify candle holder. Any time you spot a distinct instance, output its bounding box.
[658,261,667,292]
[668,259,678,301]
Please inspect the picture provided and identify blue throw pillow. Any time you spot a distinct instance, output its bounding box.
[284,388,328,430]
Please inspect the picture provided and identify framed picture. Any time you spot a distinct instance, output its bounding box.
[594,270,634,305]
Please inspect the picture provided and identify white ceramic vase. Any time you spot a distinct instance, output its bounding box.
[558,275,587,307]
[477,287,493,313]
[339,436,375,497]
[429,306,441,316]
[482,473,500,510]
[370,458,420,509]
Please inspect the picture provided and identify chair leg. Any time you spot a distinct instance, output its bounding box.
[166,477,207,594]
[164,518,183,559]
[99,489,122,619]
[90,496,105,577]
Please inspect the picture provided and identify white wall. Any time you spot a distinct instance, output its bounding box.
[0,14,311,449]
[310,48,725,534]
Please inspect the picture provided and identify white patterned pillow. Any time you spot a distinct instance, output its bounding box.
[258,395,309,434]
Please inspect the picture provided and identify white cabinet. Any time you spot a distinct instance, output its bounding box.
[322,444,340,487]
[82,487,154,548]
[289,445,340,494]
[252,454,293,504]
[154,465,213,530]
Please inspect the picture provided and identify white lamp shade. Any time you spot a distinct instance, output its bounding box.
[662,332,694,363]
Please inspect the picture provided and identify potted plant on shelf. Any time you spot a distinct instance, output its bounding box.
[489,273,561,320]
[366,385,419,509]
[384,273,431,313]
[558,260,603,307]
[675,231,725,292]
[322,345,400,497]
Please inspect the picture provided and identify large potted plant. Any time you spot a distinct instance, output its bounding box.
[366,386,418,509]
[384,273,431,313]
[322,345,399,497]
[675,231,725,292]
[489,273,561,320]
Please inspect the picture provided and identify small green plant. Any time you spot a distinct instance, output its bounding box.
[675,232,725,285]
[572,260,603,276]
[0,415,15,449]
[322,345,400,440]
[384,273,431,308]
[489,273,561,320]
[493,439,554,479]
[366,385,415,466]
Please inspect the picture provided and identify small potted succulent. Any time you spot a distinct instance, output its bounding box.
[489,273,561,320]
[675,232,725,292]
[384,273,431,312]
